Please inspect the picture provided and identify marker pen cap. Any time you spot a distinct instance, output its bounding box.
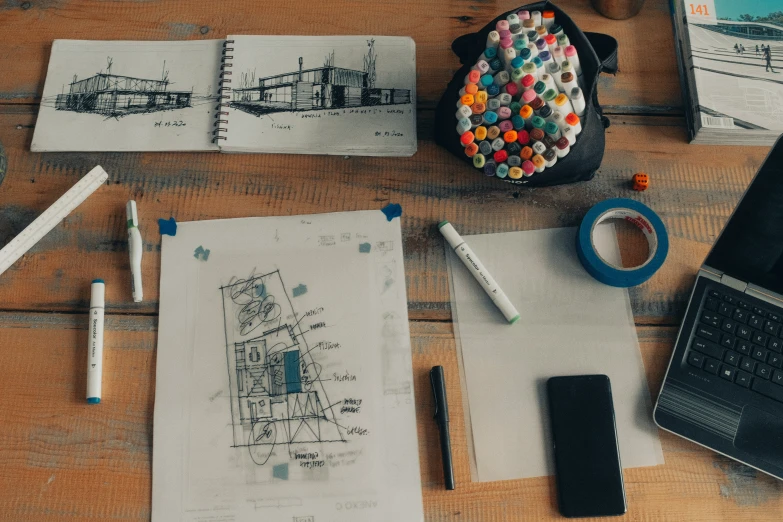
[511,56,525,70]
[542,88,558,102]
[507,154,522,167]
[532,141,547,156]
[460,94,475,108]
[466,70,481,85]
[508,166,524,179]
[496,163,510,179]
[542,11,555,28]
[518,47,532,62]
[554,93,573,116]
[479,140,492,155]
[475,125,487,141]
[513,33,528,47]
[555,136,570,157]
[552,111,567,131]
[480,74,495,88]
[545,34,557,49]
[517,129,531,146]
[473,153,486,169]
[493,149,509,163]
[459,83,478,97]
[511,115,526,130]
[561,72,577,93]
[520,145,534,161]
[494,71,510,87]
[557,34,570,47]
[531,116,546,130]
[503,130,518,143]
[456,118,471,135]
[460,130,475,147]
[536,26,548,38]
[482,47,498,61]
[498,93,512,106]
[456,105,472,120]
[522,160,536,177]
[532,57,544,70]
[498,120,513,132]
[538,104,554,121]
[464,142,479,157]
[550,64,564,90]
[526,43,539,59]
[487,125,501,140]
[521,74,536,90]
[545,121,561,139]
[550,23,564,37]
[521,88,537,104]
[563,125,577,146]
[543,135,556,149]
[510,25,524,40]
[530,128,545,142]
[553,46,566,65]
[570,87,586,116]
[523,19,535,30]
[565,113,582,135]
[518,9,530,20]
[543,147,557,167]
[507,13,520,25]
[565,46,582,75]
[475,60,490,74]
[489,58,503,72]
[519,105,534,119]
[503,47,516,66]
[491,137,506,151]
[510,69,525,85]
[482,111,498,125]
[509,101,522,114]
[540,73,557,93]
[469,114,484,127]
[532,154,546,172]
[533,81,546,95]
[499,29,511,40]
[513,40,527,55]
[531,10,542,26]
[561,60,574,74]
[522,62,538,82]
[506,141,522,156]
[498,108,513,123]
[484,85,499,98]
[487,31,500,49]
[527,30,539,44]
[496,20,510,32]
[472,102,487,115]
[500,38,513,51]
[529,97,545,112]
[538,50,553,66]
[484,160,497,177]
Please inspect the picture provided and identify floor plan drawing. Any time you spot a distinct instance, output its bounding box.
[221,270,347,468]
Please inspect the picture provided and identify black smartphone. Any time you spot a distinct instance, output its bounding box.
[547,375,627,518]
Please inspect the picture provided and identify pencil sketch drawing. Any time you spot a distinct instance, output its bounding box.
[221,270,347,468]
[230,39,411,116]
[51,57,194,118]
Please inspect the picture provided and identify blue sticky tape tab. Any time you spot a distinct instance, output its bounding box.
[158,217,177,236]
[576,198,668,288]
[380,203,402,221]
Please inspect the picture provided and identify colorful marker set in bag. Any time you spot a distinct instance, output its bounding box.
[455,9,586,180]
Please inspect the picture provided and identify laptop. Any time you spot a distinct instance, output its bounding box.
[655,137,783,480]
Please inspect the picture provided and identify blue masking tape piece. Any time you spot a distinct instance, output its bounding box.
[380,203,402,221]
[576,198,668,288]
[158,217,177,236]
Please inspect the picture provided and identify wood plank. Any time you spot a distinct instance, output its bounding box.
[0,0,681,112]
[0,108,771,322]
[1,314,781,520]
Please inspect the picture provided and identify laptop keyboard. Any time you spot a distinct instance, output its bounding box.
[687,288,783,404]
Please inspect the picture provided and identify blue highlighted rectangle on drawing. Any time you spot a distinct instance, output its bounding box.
[284,350,302,394]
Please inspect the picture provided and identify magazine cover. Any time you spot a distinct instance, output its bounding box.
[684,0,783,133]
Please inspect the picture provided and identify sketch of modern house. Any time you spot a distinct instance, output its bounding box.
[55,71,192,118]
[230,56,411,116]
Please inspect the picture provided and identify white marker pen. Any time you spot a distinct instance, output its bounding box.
[87,280,105,404]
[127,200,143,302]
[439,221,520,324]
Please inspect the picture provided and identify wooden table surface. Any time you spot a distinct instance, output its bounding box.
[1,0,782,520]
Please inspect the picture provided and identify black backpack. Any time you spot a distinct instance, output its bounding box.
[434,1,619,187]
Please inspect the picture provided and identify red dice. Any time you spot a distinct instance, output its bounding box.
[632,172,649,191]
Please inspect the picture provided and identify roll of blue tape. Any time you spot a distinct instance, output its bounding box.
[577,198,668,287]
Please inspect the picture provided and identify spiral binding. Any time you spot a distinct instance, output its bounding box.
[213,40,234,142]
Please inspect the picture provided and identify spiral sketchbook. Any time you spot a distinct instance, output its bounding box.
[31,37,417,156]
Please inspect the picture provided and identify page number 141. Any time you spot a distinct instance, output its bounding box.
[689,3,710,16]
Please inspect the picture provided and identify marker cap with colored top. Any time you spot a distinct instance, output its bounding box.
[475,126,487,141]
[466,70,481,85]
[518,9,530,19]
[529,128,545,142]
[472,102,487,115]
[508,166,524,179]
[479,140,492,155]
[496,163,509,178]
[519,105,534,119]
[496,20,509,32]
[498,120,513,132]
[487,126,501,140]
[507,154,521,167]
[530,116,546,130]
[532,154,546,172]
[483,160,497,177]
[464,143,479,157]
[491,137,505,151]
[520,146,534,160]
[511,115,526,130]
[503,130,518,143]
[460,131,475,147]
[517,129,531,145]
[493,150,509,163]
[506,141,522,156]
[497,107,512,120]
[473,153,486,168]
[522,160,536,176]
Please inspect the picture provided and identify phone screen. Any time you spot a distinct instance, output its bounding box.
[547,375,627,518]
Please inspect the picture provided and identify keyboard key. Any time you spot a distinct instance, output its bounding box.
[719,303,736,317]
[770,312,782,323]
[753,332,769,346]
[721,334,736,349]
[749,315,764,329]
[753,306,766,316]
[700,312,721,328]
[705,297,719,311]
[691,338,724,360]
[769,338,783,353]
[737,325,753,340]
[696,325,721,343]
[724,351,740,366]
[724,295,738,305]
[738,301,751,311]
[735,371,752,388]
[720,365,735,381]
[752,347,769,362]
[774,370,783,385]
[687,351,705,369]
[764,320,781,337]
[752,378,783,403]
[741,358,756,373]
[733,309,749,323]
[708,290,720,298]
[722,319,737,334]
[756,364,773,379]
[704,358,721,375]
[737,340,753,356]
[770,354,783,369]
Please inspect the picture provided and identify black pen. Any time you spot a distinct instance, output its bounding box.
[430,366,455,490]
